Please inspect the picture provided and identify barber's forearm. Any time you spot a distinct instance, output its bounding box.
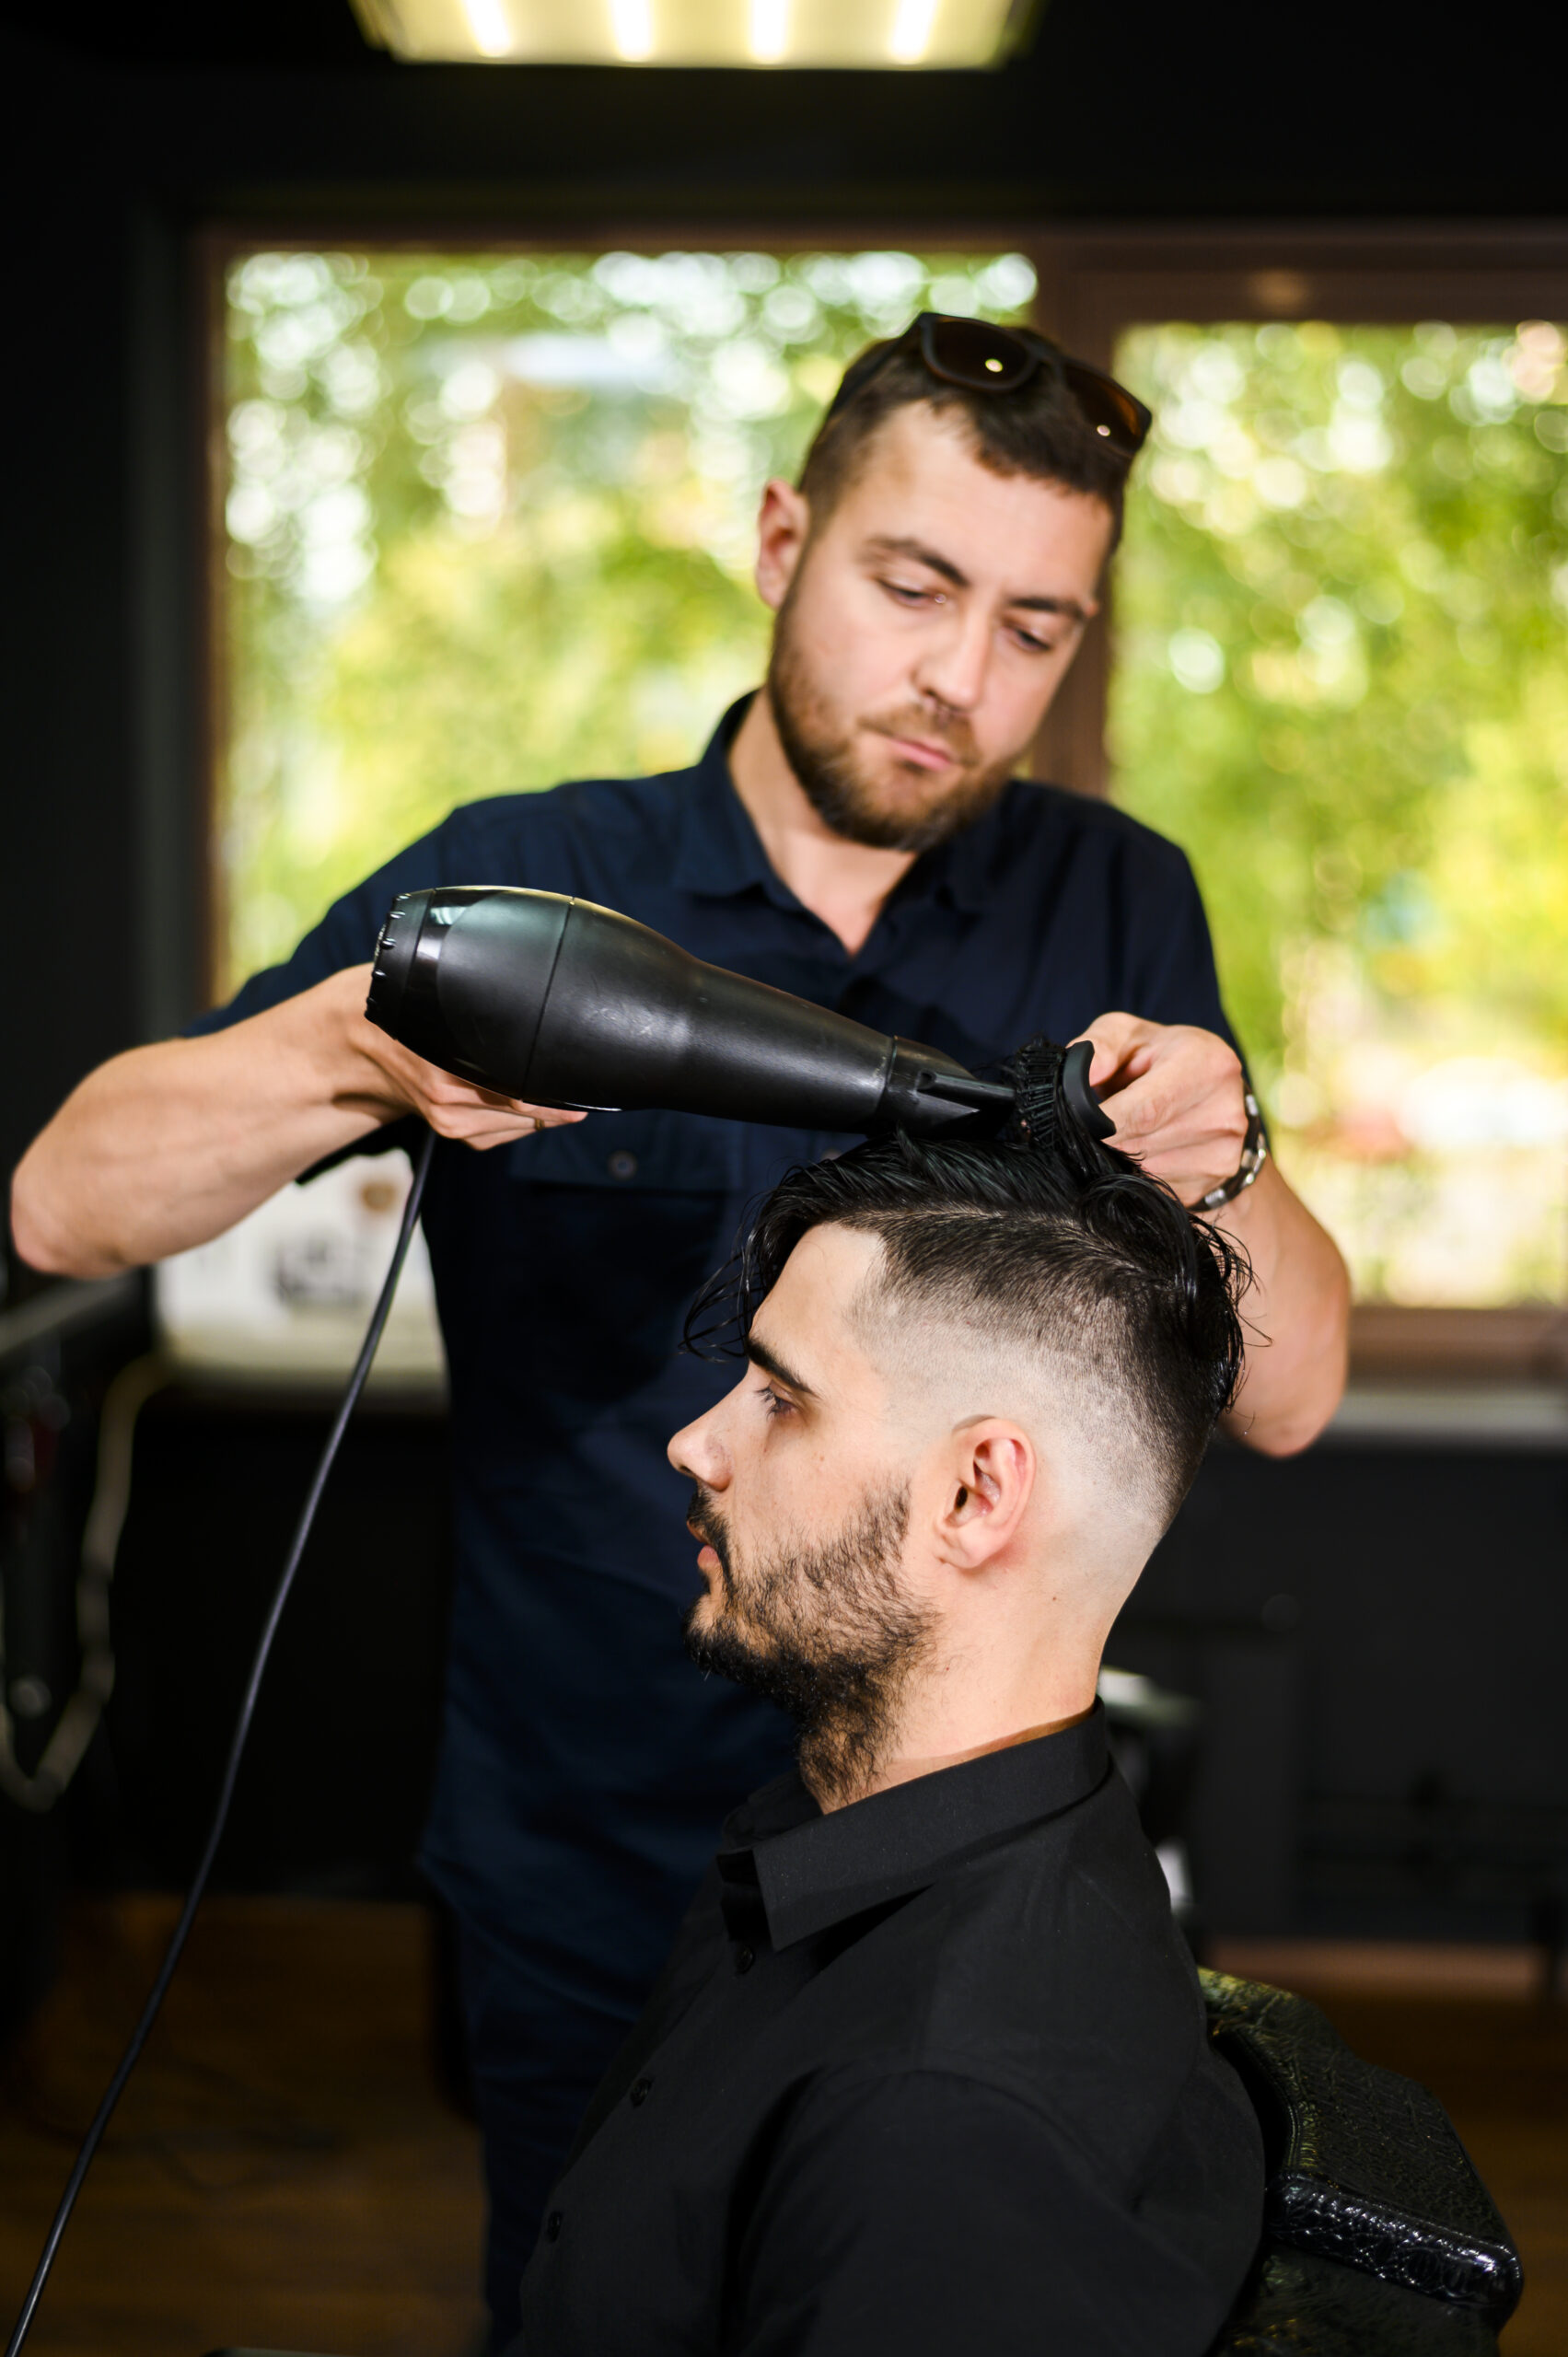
[1214,1159,1350,1457]
[9,969,392,1277]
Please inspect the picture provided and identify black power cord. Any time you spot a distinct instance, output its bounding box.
[4,1127,436,2357]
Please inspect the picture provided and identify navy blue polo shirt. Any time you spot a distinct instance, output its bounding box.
[191,697,1234,2020]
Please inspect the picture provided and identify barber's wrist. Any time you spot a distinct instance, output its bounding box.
[319,965,418,1120]
[1196,1091,1269,1213]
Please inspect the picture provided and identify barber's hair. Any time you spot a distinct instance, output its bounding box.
[689,1043,1248,1523]
[798,343,1130,543]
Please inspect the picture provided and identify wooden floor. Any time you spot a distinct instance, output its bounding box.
[2,1902,1563,2357]
[0,1899,485,2357]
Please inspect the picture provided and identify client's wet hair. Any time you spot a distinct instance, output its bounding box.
[689,1039,1249,1522]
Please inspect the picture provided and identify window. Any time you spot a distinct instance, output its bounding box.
[195,240,1034,1379]
[216,244,1035,992]
[1109,317,1568,1307]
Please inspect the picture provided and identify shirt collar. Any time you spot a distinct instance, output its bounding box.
[933,786,1019,915]
[718,1703,1108,1950]
[670,695,780,902]
[670,693,1019,922]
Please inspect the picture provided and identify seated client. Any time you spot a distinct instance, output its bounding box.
[516,1051,1265,2355]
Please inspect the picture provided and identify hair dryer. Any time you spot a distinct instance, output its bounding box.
[365,887,1111,1140]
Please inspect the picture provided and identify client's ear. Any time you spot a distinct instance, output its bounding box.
[934,1422,1035,1573]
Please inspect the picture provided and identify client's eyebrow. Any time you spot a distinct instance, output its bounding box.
[863,533,1088,621]
[746,1329,818,1400]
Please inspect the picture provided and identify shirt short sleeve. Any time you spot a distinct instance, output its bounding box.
[181,805,522,1170]
[184,806,497,1040]
[727,2064,1251,2357]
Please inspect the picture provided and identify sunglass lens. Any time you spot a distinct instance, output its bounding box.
[923,314,1034,392]
[1061,363,1151,457]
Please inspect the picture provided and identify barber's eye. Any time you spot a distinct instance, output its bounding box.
[881,578,939,607]
[759,1385,795,1420]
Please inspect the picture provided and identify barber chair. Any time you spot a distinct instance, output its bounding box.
[1099,1666,1202,1933]
[1202,1971,1523,2354]
[206,1970,1523,2357]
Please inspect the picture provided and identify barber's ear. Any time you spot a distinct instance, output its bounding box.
[754,478,811,613]
[936,1424,1035,1572]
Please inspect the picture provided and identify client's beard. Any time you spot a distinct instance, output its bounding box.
[683,1480,931,1810]
[766,582,1017,854]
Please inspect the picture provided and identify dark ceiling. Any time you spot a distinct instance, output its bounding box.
[0,0,377,64]
[0,0,1562,224]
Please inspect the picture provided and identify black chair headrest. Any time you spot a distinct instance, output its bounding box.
[1200,1970,1522,2328]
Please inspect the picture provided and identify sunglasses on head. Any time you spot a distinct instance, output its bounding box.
[825,311,1152,463]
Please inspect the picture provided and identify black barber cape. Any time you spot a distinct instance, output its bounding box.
[517,1705,1263,2356]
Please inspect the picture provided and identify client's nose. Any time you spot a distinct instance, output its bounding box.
[668,1408,730,1490]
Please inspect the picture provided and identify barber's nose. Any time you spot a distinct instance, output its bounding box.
[916,607,991,714]
[668,1408,730,1488]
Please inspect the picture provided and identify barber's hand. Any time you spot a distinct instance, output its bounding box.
[332,964,587,1152]
[1076,1013,1248,1209]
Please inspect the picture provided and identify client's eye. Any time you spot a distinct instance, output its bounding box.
[759,1384,796,1421]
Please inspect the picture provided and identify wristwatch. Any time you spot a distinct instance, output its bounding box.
[1199,1089,1269,1212]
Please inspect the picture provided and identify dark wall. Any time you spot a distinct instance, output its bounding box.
[105,1390,453,1897]
[1115,1435,1568,1944]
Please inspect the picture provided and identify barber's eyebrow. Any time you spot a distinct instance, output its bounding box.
[865,533,970,589]
[1009,591,1089,620]
[862,533,1087,621]
[746,1329,819,1400]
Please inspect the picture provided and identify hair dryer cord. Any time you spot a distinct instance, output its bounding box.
[3,1124,437,2357]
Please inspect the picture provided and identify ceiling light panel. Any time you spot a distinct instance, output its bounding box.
[350,0,1035,67]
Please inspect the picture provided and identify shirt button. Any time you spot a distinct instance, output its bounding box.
[544,2212,563,2243]
[607,1151,638,1179]
[735,1945,756,1975]
[629,2076,653,2107]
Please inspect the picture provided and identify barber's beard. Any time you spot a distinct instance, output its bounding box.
[766,586,1017,854]
[682,1480,932,1810]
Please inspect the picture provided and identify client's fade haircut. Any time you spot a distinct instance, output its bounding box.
[797,343,1131,543]
[689,1040,1249,1524]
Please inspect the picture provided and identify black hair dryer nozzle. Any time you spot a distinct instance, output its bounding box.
[366,887,1017,1137]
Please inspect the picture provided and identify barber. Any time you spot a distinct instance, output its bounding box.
[11,312,1348,2347]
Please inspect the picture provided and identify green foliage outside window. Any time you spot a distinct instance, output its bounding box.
[221,248,1033,987]
[1109,322,1568,1303]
